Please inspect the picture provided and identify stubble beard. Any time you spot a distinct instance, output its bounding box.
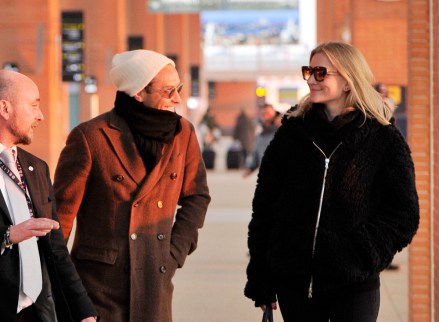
[9,120,32,145]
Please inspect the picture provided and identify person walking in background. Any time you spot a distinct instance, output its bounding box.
[244,42,419,322]
[233,108,255,163]
[373,82,397,114]
[198,107,221,169]
[198,107,221,152]
[53,50,210,322]
[0,70,97,321]
[242,103,281,177]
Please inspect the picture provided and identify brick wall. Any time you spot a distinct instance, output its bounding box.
[407,0,433,321]
[208,81,258,134]
[317,0,407,84]
[0,0,67,171]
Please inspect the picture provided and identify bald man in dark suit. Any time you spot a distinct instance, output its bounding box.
[0,70,97,322]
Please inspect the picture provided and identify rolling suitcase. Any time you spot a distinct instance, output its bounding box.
[202,149,215,170]
[226,144,243,169]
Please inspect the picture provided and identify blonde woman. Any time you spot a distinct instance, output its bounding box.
[244,42,419,322]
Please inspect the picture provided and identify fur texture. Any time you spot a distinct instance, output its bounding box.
[245,105,419,305]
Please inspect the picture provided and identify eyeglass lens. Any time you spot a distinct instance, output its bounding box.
[168,84,184,98]
[302,66,328,82]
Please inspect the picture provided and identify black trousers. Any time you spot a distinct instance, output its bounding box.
[277,287,380,322]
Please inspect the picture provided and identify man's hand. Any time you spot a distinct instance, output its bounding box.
[9,218,59,244]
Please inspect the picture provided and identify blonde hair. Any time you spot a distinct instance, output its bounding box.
[291,42,392,125]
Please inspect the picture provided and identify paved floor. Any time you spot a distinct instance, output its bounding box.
[173,169,409,322]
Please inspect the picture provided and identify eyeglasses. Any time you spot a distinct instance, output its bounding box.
[146,83,183,99]
[302,66,338,82]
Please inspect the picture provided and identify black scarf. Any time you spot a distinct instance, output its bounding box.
[114,91,182,172]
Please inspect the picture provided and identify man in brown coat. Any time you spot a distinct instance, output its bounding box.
[53,50,211,322]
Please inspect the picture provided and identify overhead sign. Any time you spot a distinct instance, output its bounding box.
[61,11,85,82]
[148,0,297,12]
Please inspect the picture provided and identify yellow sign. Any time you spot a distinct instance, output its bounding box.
[387,85,402,105]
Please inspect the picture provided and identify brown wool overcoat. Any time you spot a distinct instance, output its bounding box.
[53,109,210,322]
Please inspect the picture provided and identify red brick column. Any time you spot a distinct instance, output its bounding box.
[407,0,433,321]
[433,0,439,320]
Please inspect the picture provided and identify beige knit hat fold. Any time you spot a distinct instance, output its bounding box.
[109,50,175,97]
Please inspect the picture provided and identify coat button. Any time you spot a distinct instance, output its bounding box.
[113,175,124,182]
[157,201,164,208]
[157,233,165,241]
[159,266,167,273]
[170,172,177,180]
[130,233,137,240]
[133,202,139,208]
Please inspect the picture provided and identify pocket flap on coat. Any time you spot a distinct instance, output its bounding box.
[75,246,118,265]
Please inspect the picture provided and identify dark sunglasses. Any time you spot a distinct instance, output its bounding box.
[302,66,338,82]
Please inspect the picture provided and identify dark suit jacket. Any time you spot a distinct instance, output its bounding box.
[0,147,97,321]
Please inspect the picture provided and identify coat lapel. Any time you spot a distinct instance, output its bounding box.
[16,151,47,219]
[101,110,179,197]
[102,111,147,185]
[136,139,175,199]
[0,190,12,223]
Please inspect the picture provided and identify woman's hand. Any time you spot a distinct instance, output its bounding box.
[260,302,277,311]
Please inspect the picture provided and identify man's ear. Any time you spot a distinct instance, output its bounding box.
[132,91,144,103]
[0,100,10,120]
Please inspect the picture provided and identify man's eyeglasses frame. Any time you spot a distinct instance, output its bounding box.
[145,83,184,99]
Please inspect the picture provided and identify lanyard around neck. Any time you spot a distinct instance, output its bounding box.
[0,159,34,217]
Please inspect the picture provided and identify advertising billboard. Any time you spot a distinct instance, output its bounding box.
[148,0,297,12]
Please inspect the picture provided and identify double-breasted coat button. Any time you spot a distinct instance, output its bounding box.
[130,233,137,240]
[159,266,167,273]
[170,172,177,180]
[113,175,124,182]
[157,233,165,241]
[157,201,164,208]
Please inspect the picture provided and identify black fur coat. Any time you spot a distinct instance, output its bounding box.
[244,105,419,305]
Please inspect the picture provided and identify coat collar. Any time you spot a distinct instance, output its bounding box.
[101,110,146,184]
[102,110,176,192]
[0,148,45,222]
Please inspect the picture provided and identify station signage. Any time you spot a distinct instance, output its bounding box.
[61,11,85,82]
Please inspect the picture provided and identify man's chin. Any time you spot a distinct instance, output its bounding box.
[15,137,32,145]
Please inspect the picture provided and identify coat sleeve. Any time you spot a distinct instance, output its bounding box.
[169,123,211,268]
[352,127,419,273]
[53,126,92,241]
[244,127,285,306]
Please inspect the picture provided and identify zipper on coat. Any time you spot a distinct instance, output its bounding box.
[307,141,342,299]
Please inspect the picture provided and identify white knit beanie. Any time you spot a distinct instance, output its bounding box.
[109,50,175,97]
